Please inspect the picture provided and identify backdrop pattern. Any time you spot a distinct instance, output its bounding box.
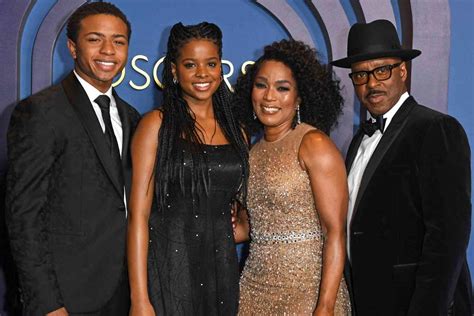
[0,0,473,313]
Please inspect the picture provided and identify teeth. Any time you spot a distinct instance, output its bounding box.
[97,61,115,66]
[194,83,210,88]
[262,106,279,114]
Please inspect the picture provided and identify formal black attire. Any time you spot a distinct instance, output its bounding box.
[5,72,140,315]
[345,96,472,315]
[147,140,242,315]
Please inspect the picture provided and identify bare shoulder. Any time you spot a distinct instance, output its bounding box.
[298,129,344,172]
[135,110,162,137]
[132,109,163,152]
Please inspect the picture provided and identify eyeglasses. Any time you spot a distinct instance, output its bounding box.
[348,62,402,86]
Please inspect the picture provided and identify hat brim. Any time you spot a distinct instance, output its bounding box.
[330,49,421,68]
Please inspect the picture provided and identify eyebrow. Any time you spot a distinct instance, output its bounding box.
[275,79,292,85]
[180,57,219,62]
[85,32,128,40]
[255,76,293,85]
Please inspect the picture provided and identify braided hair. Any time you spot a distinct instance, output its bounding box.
[233,39,344,135]
[156,22,249,213]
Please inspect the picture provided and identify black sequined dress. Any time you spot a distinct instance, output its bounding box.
[148,141,242,315]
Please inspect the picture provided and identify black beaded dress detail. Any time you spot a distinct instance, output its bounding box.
[148,140,242,315]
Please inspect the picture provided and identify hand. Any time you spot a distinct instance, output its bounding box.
[230,202,239,230]
[46,307,68,316]
[231,202,250,243]
[129,302,156,316]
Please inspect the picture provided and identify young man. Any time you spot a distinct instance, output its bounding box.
[332,20,471,315]
[6,3,140,315]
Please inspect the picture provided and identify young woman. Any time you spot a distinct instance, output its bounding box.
[233,39,351,315]
[127,22,248,316]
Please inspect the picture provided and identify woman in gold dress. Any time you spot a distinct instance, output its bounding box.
[233,39,351,315]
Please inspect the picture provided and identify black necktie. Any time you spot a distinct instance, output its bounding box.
[95,95,124,188]
[361,116,386,137]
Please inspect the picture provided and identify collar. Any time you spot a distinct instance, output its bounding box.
[73,70,113,103]
[367,91,409,132]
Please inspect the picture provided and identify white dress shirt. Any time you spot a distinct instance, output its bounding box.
[74,71,127,214]
[347,92,409,260]
[73,71,123,157]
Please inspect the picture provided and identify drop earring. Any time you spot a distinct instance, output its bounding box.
[296,105,301,124]
[173,77,178,85]
[253,111,257,120]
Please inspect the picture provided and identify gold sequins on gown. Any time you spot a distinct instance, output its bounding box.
[239,123,351,315]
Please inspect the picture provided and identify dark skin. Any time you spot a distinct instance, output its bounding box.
[127,39,228,316]
[351,57,408,116]
[171,39,227,143]
[233,60,348,316]
[67,14,129,93]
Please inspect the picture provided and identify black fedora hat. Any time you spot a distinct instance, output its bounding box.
[331,19,421,68]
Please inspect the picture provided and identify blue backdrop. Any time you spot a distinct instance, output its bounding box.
[0,0,473,313]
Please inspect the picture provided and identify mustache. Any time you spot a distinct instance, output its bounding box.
[366,89,385,98]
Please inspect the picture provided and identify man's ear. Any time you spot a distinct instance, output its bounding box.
[67,39,77,60]
[399,61,408,82]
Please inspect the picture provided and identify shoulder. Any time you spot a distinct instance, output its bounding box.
[138,109,162,130]
[410,103,466,135]
[402,103,469,159]
[15,84,65,113]
[298,127,344,172]
[9,84,66,134]
[130,110,163,160]
[299,128,336,157]
[133,110,163,145]
[408,101,458,125]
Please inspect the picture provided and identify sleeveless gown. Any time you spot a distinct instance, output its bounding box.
[147,140,242,315]
[239,123,351,315]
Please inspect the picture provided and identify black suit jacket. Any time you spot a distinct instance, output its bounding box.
[5,72,140,315]
[345,97,472,315]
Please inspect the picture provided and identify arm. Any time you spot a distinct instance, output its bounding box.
[298,130,348,315]
[407,116,471,315]
[127,111,162,316]
[5,99,64,314]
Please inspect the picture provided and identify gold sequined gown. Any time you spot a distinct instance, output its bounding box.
[239,123,351,315]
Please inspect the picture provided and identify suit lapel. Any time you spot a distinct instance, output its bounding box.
[114,90,132,201]
[62,72,123,198]
[351,97,417,222]
[114,91,130,165]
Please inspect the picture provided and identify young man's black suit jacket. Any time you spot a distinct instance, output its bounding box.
[5,72,141,315]
[345,96,472,315]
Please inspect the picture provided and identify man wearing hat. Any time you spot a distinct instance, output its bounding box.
[332,19,471,315]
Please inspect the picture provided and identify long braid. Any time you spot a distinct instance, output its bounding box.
[213,83,249,207]
[156,22,249,213]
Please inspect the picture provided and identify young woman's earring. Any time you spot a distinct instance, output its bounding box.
[173,77,178,85]
[253,111,257,120]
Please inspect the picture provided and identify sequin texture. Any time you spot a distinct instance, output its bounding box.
[239,123,351,315]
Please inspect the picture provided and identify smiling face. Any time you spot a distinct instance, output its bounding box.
[251,60,301,133]
[171,39,222,107]
[67,14,129,93]
[351,57,407,116]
